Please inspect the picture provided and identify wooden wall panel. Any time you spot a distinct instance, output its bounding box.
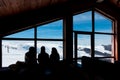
[0,0,68,17]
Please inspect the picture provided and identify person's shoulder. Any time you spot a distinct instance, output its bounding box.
[46,53,49,56]
[25,52,29,55]
[45,52,48,54]
[38,53,41,56]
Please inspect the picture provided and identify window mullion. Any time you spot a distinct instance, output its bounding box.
[34,26,37,54]
[91,8,95,58]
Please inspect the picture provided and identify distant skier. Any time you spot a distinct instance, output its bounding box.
[7,45,9,53]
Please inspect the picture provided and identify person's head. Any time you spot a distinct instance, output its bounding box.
[41,46,45,53]
[29,46,35,52]
[52,47,58,53]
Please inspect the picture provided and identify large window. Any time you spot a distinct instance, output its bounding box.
[1,10,116,67]
[2,20,63,67]
[73,10,115,64]
[36,20,63,59]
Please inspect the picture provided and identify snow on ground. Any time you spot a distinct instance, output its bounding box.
[2,41,111,67]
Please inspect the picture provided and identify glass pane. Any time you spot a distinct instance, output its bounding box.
[73,11,92,32]
[4,28,34,38]
[2,40,34,67]
[95,12,112,33]
[37,20,63,39]
[95,34,112,58]
[77,34,91,58]
[37,41,63,60]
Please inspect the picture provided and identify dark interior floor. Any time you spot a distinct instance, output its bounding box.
[0,56,120,80]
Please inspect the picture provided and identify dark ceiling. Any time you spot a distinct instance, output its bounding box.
[0,0,120,37]
[0,0,69,17]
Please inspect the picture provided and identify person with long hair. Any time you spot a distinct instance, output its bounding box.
[50,47,60,64]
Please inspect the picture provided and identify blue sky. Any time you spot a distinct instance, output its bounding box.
[73,11,112,32]
[4,11,112,46]
[4,20,63,39]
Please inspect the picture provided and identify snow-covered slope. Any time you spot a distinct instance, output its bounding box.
[2,41,112,67]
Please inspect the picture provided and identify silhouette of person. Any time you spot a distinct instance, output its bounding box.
[25,46,37,65]
[38,46,49,67]
[50,47,60,64]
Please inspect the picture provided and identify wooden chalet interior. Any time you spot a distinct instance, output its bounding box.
[0,0,120,80]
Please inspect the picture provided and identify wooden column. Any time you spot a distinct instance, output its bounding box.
[117,18,120,61]
[63,14,73,63]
